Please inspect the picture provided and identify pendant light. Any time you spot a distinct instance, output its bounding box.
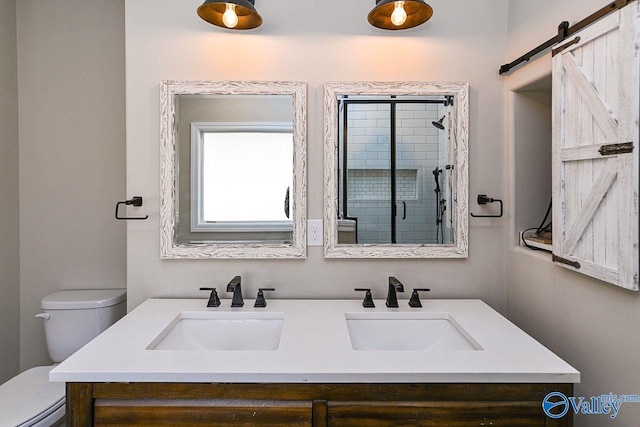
[197,0,263,30]
[368,0,433,30]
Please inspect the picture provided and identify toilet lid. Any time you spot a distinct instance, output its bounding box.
[0,366,65,427]
[41,288,126,310]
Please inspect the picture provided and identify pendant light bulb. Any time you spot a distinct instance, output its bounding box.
[390,1,408,26]
[222,3,239,28]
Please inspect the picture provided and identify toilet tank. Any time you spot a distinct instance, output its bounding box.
[39,289,127,362]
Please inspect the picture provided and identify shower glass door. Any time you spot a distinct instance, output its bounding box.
[339,100,393,243]
[338,95,453,245]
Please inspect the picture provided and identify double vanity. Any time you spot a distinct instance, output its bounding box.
[82,79,579,425]
[51,289,579,426]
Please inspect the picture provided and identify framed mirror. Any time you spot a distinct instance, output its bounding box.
[160,81,307,259]
[323,82,468,258]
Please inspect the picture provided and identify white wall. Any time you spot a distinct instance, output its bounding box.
[512,87,552,233]
[16,0,127,369]
[0,0,20,384]
[506,1,640,425]
[125,0,509,310]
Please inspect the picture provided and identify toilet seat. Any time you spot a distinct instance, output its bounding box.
[0,366,65,427]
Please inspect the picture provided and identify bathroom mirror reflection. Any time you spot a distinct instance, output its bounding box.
[324,82,468,258]
[160,81,307,259]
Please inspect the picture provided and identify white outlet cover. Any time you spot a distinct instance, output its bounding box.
[307,219,323,247]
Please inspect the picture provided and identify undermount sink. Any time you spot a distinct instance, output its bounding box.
[148,311,285,351]
[345,312,481,351]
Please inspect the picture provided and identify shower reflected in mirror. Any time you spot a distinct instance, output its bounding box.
[337,94,455,245]
[324,81,469,259]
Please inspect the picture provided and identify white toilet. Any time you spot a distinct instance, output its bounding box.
[0,289,126,427]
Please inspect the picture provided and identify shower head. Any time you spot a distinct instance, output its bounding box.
[432,116,445,130]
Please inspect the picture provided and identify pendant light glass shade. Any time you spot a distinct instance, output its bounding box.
[368,0,433,30]
[197,0,263,30]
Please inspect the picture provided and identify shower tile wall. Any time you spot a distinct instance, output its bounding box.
[340,103,444,244]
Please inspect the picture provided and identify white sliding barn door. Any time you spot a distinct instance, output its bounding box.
[552,2,639,291]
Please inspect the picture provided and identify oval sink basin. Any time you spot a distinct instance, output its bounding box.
[345,312,481,351]
[148,311,285,351]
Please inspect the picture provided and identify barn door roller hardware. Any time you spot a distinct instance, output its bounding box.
[499,0,633,75]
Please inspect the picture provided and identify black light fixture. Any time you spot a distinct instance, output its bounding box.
[368,0,433,30]
[197,0,263,30]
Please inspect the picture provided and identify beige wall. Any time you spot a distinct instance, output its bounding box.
[125,0,509,310]
[16,0,126,369]
[0,0,20,383]
[506,0,640,425]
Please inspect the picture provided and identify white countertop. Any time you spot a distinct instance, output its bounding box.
[50,298,580,384]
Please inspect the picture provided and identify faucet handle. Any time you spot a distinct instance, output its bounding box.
[354,288,375,308]
[254,288,275,308]
[409,288,431,308]
[199,287,221,307]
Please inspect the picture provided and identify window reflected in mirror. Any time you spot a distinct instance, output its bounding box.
[160,81,307,259]
[175,94,294,244]
[201,131,292,222]
[191,123,293,233]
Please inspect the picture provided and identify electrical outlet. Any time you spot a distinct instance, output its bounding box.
[307,219,323,247]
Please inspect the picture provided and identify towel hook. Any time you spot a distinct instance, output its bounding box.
[115,196,149,220]
[470,194,503,218]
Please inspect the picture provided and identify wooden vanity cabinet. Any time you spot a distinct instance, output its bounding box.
[67,382,573,426]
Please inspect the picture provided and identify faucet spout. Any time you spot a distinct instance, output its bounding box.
[226,276,244,307]
[386,276,404,308]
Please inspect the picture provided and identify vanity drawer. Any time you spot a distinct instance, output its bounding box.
[327,401,551,427]
[68,382,573,427]
[93,399,312,427]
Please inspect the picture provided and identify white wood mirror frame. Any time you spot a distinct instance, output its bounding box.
[160,80,307,259]
[323,81,469,258]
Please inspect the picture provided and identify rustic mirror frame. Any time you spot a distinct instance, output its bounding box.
[160,80,307,259]
[323,81,469,258]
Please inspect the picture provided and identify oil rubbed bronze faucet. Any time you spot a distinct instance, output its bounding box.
[355,288,375,308]
[254,288,275,308]
[199,287,221,307]
[409,288,431,308]
[386,276,405,308]
[226,276,244,307]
